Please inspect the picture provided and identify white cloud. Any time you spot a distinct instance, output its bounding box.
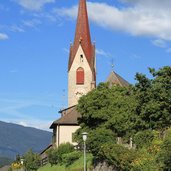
[10,25,25,32]
[22,19,41,28]
[55,1,171,41]
[63,48,69,54]
[96,49,111,58]
[14,0,55,11]
[0,33,8,40]
[152,39,167,48]
[16,120,52,131]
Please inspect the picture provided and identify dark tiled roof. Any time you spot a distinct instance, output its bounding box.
[106,71,130,87]
[50,106,81,128]
[39,144,52,155]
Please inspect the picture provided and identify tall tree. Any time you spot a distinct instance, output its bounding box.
[134,66,171,130]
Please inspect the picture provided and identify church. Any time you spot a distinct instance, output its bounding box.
[50,0,129,148]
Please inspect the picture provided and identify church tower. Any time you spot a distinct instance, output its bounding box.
[68,0,96,107]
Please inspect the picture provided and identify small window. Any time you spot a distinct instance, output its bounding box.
[76,67,84,84]
[80,54,83,62]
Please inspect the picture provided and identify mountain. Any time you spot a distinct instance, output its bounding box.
[0,121,52,159]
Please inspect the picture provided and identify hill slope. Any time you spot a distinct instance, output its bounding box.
[0,121,52,159]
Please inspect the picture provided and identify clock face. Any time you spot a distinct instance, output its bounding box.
[74,88,85,99]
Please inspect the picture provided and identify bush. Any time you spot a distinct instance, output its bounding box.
[47,143,75,166]
[62,151,82,166]
[86,128,116,158]
[99,143,136,170]
[157,133,171,170]
[134,130,155,148]
[23,149,40,171]
[47,148,58,166]
[56,143,74,164]
[131,148,158,171]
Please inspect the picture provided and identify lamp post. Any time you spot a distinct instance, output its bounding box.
[82,132,88,171]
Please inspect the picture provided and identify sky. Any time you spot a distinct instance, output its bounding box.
[0,0,170,131]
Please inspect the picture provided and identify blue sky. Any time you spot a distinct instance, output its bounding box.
[0,0,170,131]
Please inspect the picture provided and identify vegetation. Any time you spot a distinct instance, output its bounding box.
[23,149,41,171]
[38,153,93,171]
[11,154,23,170]
[25,66,170,171]
[47,143,75,166]
[75,66,171,170]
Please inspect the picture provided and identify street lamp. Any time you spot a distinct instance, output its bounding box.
[82,132,88,171]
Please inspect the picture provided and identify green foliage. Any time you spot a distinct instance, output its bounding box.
[62,151,82,166]
[38,154,93,171]
[131,149,158,171]
[77,83,138,138]
[8,167,12,171]
[99,143,136,171]
[47,148,58,166]
[23,149,41,171]
[87,128,116,158]
[157,129,171,170]
[75,66,171,170]
[47,143,74,166]
[133,130,155,149]
[134,66,171,130]
[56,143,74,164]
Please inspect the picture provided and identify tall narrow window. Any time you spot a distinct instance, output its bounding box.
[76,67,84,84]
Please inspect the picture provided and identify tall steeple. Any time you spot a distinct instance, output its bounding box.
[68,0,96,107]
[68,0,94,71]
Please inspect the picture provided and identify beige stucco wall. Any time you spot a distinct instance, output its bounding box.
[55,125,80,147]
[68,45,94,107]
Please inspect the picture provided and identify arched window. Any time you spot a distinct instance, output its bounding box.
[76,67,84,84]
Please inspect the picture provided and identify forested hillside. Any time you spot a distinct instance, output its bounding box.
[0,121,52,159]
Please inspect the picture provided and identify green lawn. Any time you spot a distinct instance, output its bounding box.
[38,154,93,171]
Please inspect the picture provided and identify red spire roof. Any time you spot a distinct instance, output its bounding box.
[68,0,95,72]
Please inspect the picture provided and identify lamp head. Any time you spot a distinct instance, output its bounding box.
[82,132,88,141]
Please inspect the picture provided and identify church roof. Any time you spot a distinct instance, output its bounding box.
[50,106,81,128]
[68,0,95,73]
[106,71,130,87]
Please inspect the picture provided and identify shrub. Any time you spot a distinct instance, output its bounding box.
[23,149,40,171]
[56,143,75,164]
[133,130,155,148]
[86,128,116,159]
[47,143,75,166]
[99,143,136,170]
[47,148,58,166]
[157,133,171,170]
[131,148,158,171]
[62,151,82,166]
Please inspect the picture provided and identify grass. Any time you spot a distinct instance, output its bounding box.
[38,153,93,171]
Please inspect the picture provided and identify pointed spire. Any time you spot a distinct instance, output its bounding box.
[68,0,94,71]
[74,0,92,54]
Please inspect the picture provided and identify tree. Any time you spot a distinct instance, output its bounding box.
[23,149,40,171]
[77,83,138,138]
[134,66,171,131]
[76,66,171,169]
